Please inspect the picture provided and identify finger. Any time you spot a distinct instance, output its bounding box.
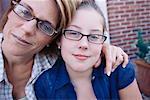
[105,58,112,76]
[111,46,117,65]
[117,47,129,68]
[112,54,123,72]
[122,52,129,68]
[102,43,112,76]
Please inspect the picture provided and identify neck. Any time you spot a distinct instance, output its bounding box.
[1,37,34,99]
[4,58,33,82]
[66,65,96,100]
[72,77,96,100]
[2,42,34,85]
[75,82,96,100]
[4,52,33,99]
[4,54,33,99]
[66,66,93,82]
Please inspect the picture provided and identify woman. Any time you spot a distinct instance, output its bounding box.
[0,0,129,100]
[34,1,142,100]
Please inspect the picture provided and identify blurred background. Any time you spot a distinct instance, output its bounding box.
[0,0,10,19]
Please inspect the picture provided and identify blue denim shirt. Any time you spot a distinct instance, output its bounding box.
[34,58,135,100]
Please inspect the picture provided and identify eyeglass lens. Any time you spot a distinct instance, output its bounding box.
[13,2,56,36]
[64,30,107,44]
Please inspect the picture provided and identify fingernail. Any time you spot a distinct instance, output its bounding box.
[122,65,126,68]
[104,69,107,74]
[107,71,111,76]
[111,68,115,72]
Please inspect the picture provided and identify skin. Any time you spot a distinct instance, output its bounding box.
[59,7,142,100]
[119,79,142,100]
[2,0,58,99]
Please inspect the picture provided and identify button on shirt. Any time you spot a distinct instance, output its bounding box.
[0,33,57,100]
[34,58,135,100]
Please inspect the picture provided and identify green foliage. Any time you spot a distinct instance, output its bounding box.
[135,29,150,63]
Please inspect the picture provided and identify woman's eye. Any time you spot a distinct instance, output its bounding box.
[22,10,31,16]
[90,35,99,39]
[70,32,79,36]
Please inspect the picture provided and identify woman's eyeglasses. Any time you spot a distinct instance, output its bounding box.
[12,1,57,36]
[63,29,107,44]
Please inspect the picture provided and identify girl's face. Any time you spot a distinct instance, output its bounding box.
[2,0,58,57]
[60,7,105,72]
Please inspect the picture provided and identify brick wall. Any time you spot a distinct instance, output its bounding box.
[107,0,150,59]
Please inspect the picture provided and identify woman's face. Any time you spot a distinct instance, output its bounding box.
[2,0,58,56]
[60,7,105,72]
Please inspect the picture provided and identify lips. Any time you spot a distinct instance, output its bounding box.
[12,33,32,46]
[73,54,90,60]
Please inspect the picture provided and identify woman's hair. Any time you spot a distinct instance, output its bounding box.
[0,0,82,56]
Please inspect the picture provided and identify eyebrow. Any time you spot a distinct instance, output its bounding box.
[91,29,103,32]
[19,1,55,28]
[19,2,34,12]
[69,25,81,30]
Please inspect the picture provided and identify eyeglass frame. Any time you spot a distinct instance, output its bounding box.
[11,0,58,37]
[63,29,107,44]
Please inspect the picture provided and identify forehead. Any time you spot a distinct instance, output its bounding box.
[70,8,103,31]
[20,0,58,26]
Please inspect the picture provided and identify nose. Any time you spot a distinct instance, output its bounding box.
[78,36,89,50]
[20,19,37,36]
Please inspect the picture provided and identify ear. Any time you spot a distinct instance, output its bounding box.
[56,39,61,49]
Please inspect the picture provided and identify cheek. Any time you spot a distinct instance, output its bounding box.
[60,38,73,57]
[3,20,12,35]
[3,12,21,34]
[35,35,52,49]
[92,45,102,59]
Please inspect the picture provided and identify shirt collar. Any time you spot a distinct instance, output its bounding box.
[0,33,4,82]
[27,53,57,85]
[55,58,106,90]
[54,58,71,90]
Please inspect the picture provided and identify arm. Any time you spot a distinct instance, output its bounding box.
[119,79,142,100]
[94,43,129,76]
[115,61,142,100]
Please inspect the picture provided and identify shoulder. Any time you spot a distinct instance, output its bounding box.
[110,60,135,89]
[114,60,135,76]
[34,58,63,86]
[34,58,65,98]
[35,58,60,83]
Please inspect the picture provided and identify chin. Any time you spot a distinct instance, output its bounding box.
[71,65,92,72]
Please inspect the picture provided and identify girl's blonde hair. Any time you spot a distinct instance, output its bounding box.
[56,0,82,29]
[77,1,107,32]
